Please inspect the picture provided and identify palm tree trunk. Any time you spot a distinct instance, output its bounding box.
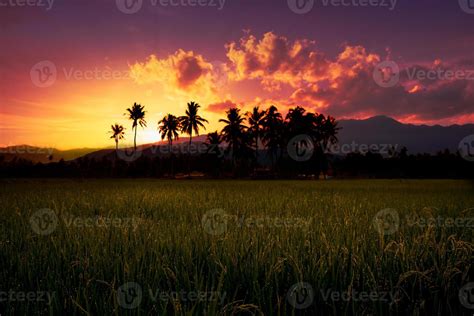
[115,139,118,157]
[188,132,192,174]
[169,139,174,176]
[134,126,137,152]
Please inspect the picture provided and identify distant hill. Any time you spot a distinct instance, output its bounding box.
[0,146,101,163]
[2,117,473,164]
[337,116,474,154]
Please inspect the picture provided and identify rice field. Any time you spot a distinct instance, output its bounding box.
[0,179,473,315]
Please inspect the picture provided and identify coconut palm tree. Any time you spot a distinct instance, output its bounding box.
[246,106,266,165]
[205,131,222,155]
[159,114,180,176]
[109,124,125,154]
[179,101,208,147]
[125,103,147,153]
[158,114,180,150]
[262,105,284,169]
[219,107,247,169]
[179,101,208,172]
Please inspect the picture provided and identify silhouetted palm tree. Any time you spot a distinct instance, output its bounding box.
[246,106,266,166]
[262,105,284,169]
[158,114,180,150]
[179,101,209,147]
[219,107,247,169]
[205,131,222,154]
[179,101,208,172]
[125,103,147,152]
[205,131,223,177]
[109,124,125,154]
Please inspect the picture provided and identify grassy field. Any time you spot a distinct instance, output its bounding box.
[0,179,473,315]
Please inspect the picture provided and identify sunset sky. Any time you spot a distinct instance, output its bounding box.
[1,0,474,149]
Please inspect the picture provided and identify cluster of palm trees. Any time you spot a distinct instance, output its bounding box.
[110,101,340,173]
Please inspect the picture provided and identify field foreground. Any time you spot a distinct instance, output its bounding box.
[0,179,473,315]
